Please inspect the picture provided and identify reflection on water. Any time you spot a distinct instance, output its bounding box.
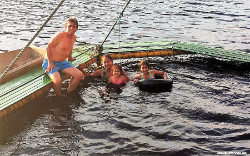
[0,58,249,155]
[0,0,249,52]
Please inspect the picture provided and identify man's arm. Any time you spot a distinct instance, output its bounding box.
[133,74,142,83]
[152,70,167,79]
[79,66,102,78]
[68,35,76,61]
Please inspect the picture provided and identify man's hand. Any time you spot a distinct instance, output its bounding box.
[46,62,56,73]
[133,78,139,83]
[68,57,76,61]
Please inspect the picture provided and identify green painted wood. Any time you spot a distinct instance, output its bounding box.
[0,45,96,112]
[103,41,175,49]
[172,42,250,62]
[0,68,47,97]
[103,41,250,63]
[103,41,175,53]
[0,75,49,109]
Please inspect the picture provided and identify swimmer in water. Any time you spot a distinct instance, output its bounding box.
[133,59,167,83]
[79,54,130,82]
[108,64,127,87]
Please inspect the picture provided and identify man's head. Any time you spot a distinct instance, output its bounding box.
[65,17,78,29]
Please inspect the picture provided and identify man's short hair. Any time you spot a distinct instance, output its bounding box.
[66,17,78,29]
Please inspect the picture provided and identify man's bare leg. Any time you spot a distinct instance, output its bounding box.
[49,72,63,96]
[62,67,83,94]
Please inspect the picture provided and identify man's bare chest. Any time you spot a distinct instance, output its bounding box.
[58,39,74,51]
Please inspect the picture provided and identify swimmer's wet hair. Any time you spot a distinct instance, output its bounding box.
[111,64,123,73]
[102,54,113,62]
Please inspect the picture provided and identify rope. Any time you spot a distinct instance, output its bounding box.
[118,16,121,64]
[0,0,66,80]
[100,0,131,47]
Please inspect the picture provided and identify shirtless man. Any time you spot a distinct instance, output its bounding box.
[42,17,83,96]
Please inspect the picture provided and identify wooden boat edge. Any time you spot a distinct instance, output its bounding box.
[0,46,46,84]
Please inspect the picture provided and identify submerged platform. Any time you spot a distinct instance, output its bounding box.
[0,41,249,118]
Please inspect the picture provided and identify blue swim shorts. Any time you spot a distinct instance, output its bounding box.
[42,59,73,76]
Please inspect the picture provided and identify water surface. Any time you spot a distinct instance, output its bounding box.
[0,0,249,155]
[0,0,249,52]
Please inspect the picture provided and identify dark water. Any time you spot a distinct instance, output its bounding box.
[0,0,250,155]
[1,58,250,155]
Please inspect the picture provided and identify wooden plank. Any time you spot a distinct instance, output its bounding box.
[103,41,175,49]
[0,68,46,97]
[109,49,189,60]
[173,42,250,62]
[0,75,50,109]
[103,41,250,63]
[104,45,174,53]
[103,41,175,53]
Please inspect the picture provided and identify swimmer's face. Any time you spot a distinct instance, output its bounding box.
[140,65,149,74]
[113,68,121,77]
[102,57,113,69]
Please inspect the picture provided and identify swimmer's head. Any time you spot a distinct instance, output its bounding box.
[112,64,123,73]
[102,54,113,69]
[139,60,150,73]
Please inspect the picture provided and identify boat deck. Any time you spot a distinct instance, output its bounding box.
[0,46,96,118]
[1,42,249,118]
